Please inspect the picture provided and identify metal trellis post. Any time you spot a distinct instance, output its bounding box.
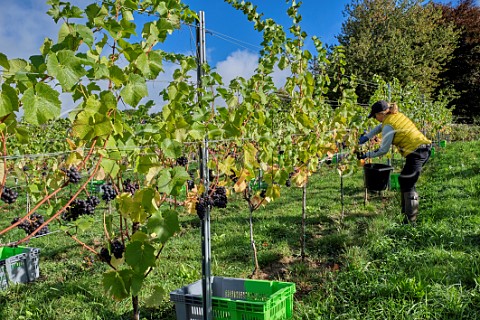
[196,11,212,320]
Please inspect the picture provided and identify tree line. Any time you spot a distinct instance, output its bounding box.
[331,0,479,123]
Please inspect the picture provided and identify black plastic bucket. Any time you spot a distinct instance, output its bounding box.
[363,163,394,191]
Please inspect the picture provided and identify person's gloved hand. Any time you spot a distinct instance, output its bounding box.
[356,152,367,160]
[358,135,369,145]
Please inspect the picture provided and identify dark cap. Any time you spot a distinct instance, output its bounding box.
[368,100,389,118]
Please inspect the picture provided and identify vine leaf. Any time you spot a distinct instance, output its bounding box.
[233,169,251,193]
[145,285,166,307]
[243,142,258,170]
[116,193,148,223]
[160,138,183,159]
[125,241,156,274]
[72,99,113,139]
[101,158,120,178]
[156,167,190,196]
[0,52,8,69]
[46,49,87,90]
[133,188,159,215]
[22,82,61,125]
[0,84,19,117]
[146,209,180,244]
[130,272,145,297]
[103,270,131,301]
[120,74,148,107]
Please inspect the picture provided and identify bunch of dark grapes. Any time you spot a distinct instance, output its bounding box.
[285,172,294,187]
[62,198,99,221]
[187,171,195,190]
[11,213,49,236]
[1,187,18,204]
[195,195,213,220]
[66,167,82,184]
[122,179,139,195]
[110,239,125,259]
[260,189,267,198]
[100,184,118,202]
[87,195,101,207]
[176,156,188,167]
[99,239,125,263]
[99,247,111,263]
[211,186,227,208]
[41,163,49,177]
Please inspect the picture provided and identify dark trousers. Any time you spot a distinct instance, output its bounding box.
[398,146,431,193]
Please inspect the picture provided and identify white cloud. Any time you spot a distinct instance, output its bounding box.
[215,50,259,84]
[214,49,290,94]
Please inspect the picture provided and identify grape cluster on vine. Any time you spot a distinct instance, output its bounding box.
[66,167,82,184]
[62,196,100,221]
[11,213,49,236]
[122,179,139,195]
[195,186,229,219]
[211,186,227,208]
[110,239,125,259]
[1,187,18,204]
[100,184,117,202]
[87,195,101,207]
[285,172,294,187]
[260,189,267,198]
[187,171,195,190]
[176,156,188,167]
[99,239,125,263]
[195,195,212,220]
[99,247,111,263]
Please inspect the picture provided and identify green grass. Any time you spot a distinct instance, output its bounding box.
[2,141,480,319]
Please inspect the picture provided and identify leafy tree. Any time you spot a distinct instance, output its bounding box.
[337,0,459,103]
[435,0,480,121]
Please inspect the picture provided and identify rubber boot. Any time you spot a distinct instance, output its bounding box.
[403,191,419,225]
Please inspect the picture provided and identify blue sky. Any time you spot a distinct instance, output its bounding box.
[163,0,464,65]
[172,0,352,65]
[0,0,464,65]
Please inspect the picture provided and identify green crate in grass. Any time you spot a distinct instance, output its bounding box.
[0,246,40,290]
[170,276,295,320]
[390,173,400,191]
[249,179,268,192]
[88,180,104,193]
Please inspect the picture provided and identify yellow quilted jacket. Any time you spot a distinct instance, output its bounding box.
[382,113,431,157]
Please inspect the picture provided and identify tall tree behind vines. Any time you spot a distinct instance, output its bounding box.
[435,0,480,122]
[337,0,458,103]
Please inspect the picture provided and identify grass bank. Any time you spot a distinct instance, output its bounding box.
[1,140,480,319]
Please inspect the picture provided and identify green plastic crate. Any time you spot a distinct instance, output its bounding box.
[0,246,40,290]
[170,276,295,320]
[249,179,268,192]
[390,172,400,191]
[88,180,105,193]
